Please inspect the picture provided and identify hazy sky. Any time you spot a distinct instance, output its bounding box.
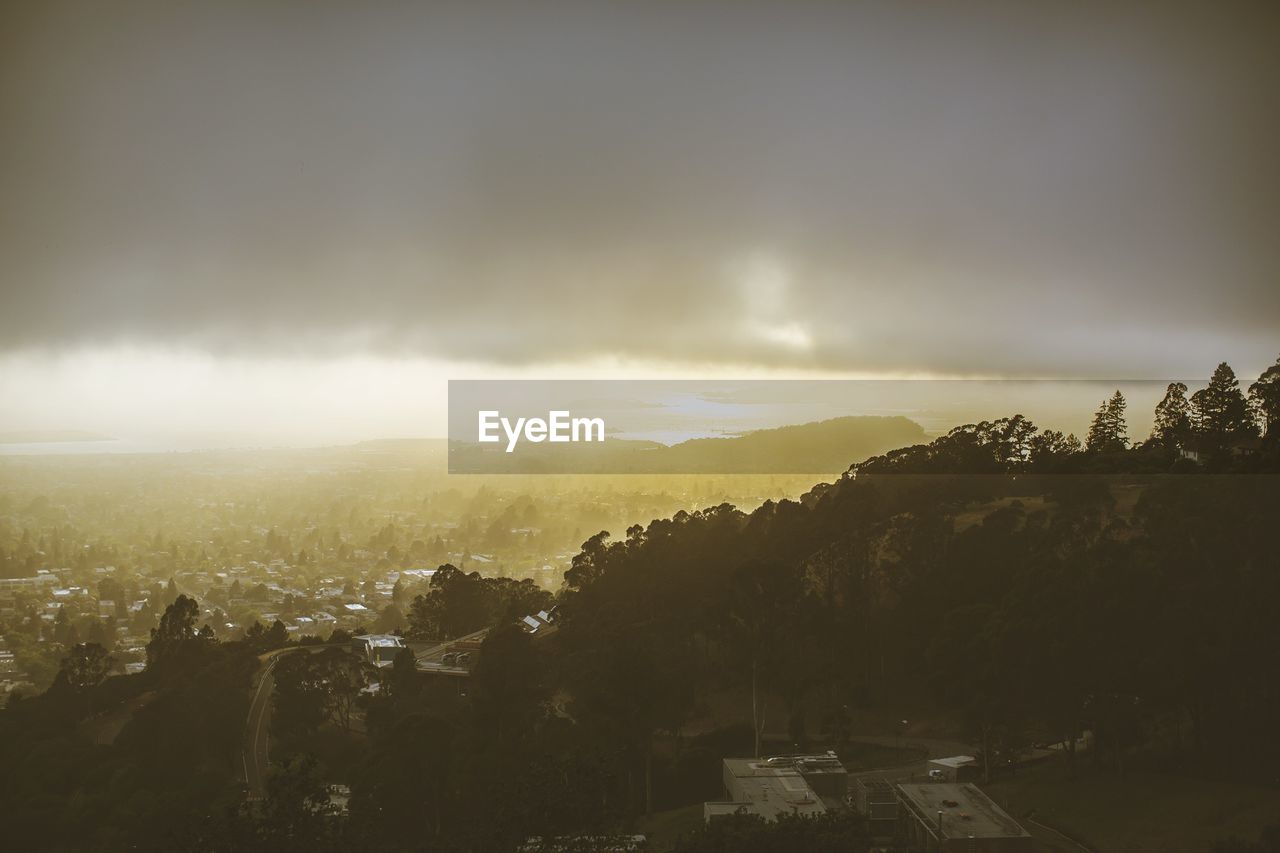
[1,1,1277,445]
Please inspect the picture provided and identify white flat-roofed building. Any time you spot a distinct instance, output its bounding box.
[350,633,407,667]
[0,575,59,591]
[896,782,1032,851]
[928,754,979,782]
[703,757,830,823]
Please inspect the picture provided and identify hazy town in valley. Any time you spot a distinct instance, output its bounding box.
[2,2,1279,852]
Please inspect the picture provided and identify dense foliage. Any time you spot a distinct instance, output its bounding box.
[0,357,1277,850]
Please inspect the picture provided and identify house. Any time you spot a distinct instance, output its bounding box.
[1231,436,1263,457]
[0,575,59,592]
[518,606,559,637]
[350,633,407,667]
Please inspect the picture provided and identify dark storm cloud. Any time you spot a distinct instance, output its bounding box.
[2,0,1277,375]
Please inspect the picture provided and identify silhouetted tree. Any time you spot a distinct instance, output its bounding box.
[257,755,339,850]
[315,646,374,733]
[1151,381,1192,447]
[1248,354,1280,440]
[1191,362,1257,451]
[408,564,488,639]
[471,623,546,743]
[272,647,374,740]
[350,712,461,843]
[265,619,289,649]
[59,642,115,714]
[146,594,210,672]
[1086,390,1128,452]
[1028,429,1081,470]
[382,647,418,703]
[373,603,404,634]
[724,560,803,759]
[272,652,326,740]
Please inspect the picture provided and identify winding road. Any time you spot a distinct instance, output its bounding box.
[241,648,309,798]
[241,633,486,798]
[242,654,280,797]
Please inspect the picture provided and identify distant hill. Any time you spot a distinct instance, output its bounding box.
[0,430,115,444]
[350,438,448,453]
[448,415,927,474]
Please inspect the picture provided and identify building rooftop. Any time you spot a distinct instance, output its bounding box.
[354,634,405,648]
[721,758,827,820]
[519,835,646,852]
[929,754,977,768]
[704,802,753,820]
[352,633,408,666]
[896,783,1031,840]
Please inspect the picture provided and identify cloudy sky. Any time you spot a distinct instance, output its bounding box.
[2,1,1277,446]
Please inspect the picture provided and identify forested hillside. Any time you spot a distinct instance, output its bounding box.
[0,358,1277,851]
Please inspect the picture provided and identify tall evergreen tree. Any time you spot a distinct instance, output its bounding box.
[1086,390,1128,452]
[1190,362,1257,448]
[1248,354,1280,440]
[1151,382,1191,446]
[52,607,73,646]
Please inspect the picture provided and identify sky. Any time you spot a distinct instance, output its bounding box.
[1,1,1278,447]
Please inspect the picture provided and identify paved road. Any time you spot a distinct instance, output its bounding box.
[412,627,490,663]
[238,629,487,799]
[846,734,976,786]
[240,634,469,799]
[242,648,309,797]
[412,628,489,677]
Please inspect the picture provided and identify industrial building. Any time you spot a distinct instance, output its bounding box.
[703,754,847,823]
[927,754,979,782]
[855,778,900,827]
[894,783,1032,851]
[705,752,1031,851]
